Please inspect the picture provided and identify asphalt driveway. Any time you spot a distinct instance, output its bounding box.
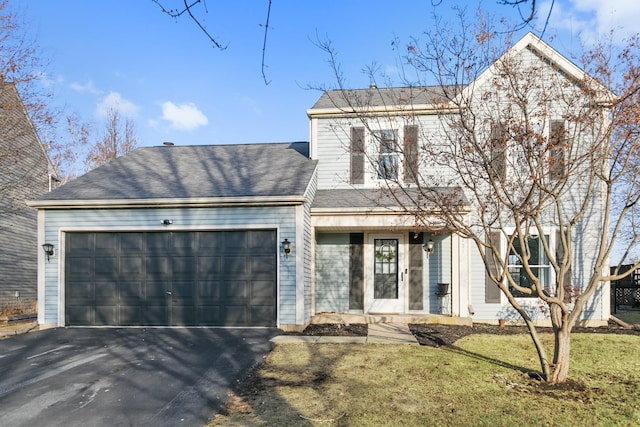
[0,327,280,426]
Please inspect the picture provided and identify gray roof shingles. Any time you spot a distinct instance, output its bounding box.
[36,142,317,202]
[312,188,468,210]
[309,85,459,110]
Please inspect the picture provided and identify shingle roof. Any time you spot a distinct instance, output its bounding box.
[35,142,317,202]
[309,85,459,110]
[311,188,468,210]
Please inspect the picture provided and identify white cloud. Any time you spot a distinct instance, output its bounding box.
[550,0,640,44]
[96,92,139,117]
[70,80,102,95]
[34,71,63,88]
[161,101,208,131]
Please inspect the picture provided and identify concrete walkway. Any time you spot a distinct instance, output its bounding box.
[272,322,419,344]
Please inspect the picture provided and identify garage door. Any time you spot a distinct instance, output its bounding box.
[65,230,277,326]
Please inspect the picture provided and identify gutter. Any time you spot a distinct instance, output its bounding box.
[26,195,308,209]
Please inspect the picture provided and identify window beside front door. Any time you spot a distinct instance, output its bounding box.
[507,235,551,298]
[374,239,399,299]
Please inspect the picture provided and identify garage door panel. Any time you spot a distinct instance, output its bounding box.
[121,233,144,251]
[67,257,93,282]
[68,233,93,251]
[223,281,248,299]
[119,306,143,325]
[67,281,93,299]
[223,256,249,274]
[95,305,117,324]
[144,305,169,326]
[95,233,118,253]
[119,280,144,299]
[197,305,220,324]
[173,232,196,253]
[95,257,117,276]
[172,257,195,277]
[121,257,143,274]
[66,230,276,326]
[171,305,196,325]
[251,280,276,300]
[250,306,275,326]
[198,281,220,298]
[146,256,170,275]
[94,281,118,299]
[66,306,93,325]
[145,280,169,298]
[221,306,249,326]
[147,233,171,250]
[172,280,195,297]
[251,256,276,278]
[197,256,222,277]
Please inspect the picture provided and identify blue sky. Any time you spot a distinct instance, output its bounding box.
[20,0,640,148]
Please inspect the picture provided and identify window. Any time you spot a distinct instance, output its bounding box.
[548,120,566,180]
[507,235,550,298]
[489,122,507,181]
[374,129,399,180]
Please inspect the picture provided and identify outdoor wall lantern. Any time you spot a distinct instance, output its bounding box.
[282,238,292,258]
[42,243,55,261]
[423,239,435,257]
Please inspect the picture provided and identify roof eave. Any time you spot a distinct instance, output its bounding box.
[306,103,457,118]
[27,195,308,209]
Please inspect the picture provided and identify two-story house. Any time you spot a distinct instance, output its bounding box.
[0,81,55,307]
[29,33,610,330]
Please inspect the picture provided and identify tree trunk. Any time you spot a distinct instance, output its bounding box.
[549,328,571,383]
[522,316,551,381]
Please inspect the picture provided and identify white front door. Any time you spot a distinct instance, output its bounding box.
[366,234,405,313]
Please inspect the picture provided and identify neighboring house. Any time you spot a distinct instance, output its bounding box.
[0,81,55,306]
[30,33,610,329]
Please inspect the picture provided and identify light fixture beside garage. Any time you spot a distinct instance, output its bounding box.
[161,219,173,225]
[42,243,55,261]
[282,238,292,258]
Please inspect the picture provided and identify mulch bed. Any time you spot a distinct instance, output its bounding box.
[291,323,368,336]
[288,321,639,347]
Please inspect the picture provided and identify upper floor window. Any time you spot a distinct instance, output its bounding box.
[374,129,399,180]
[349,125,419,185]
[548,120,567,180]
[489,122,507,181]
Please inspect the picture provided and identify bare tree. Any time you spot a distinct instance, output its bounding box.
[318,13,640,383]
[45,114,91,185]
[85,109,138,171]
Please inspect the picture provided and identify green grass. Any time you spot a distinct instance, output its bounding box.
[209,333,640,426]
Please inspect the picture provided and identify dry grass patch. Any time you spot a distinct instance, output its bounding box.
[209,333,640,426]
[0,299,36,317]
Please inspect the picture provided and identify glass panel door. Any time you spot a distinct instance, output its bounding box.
[374,239,398,299]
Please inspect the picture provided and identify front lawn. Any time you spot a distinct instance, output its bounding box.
[208,333,640,426]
